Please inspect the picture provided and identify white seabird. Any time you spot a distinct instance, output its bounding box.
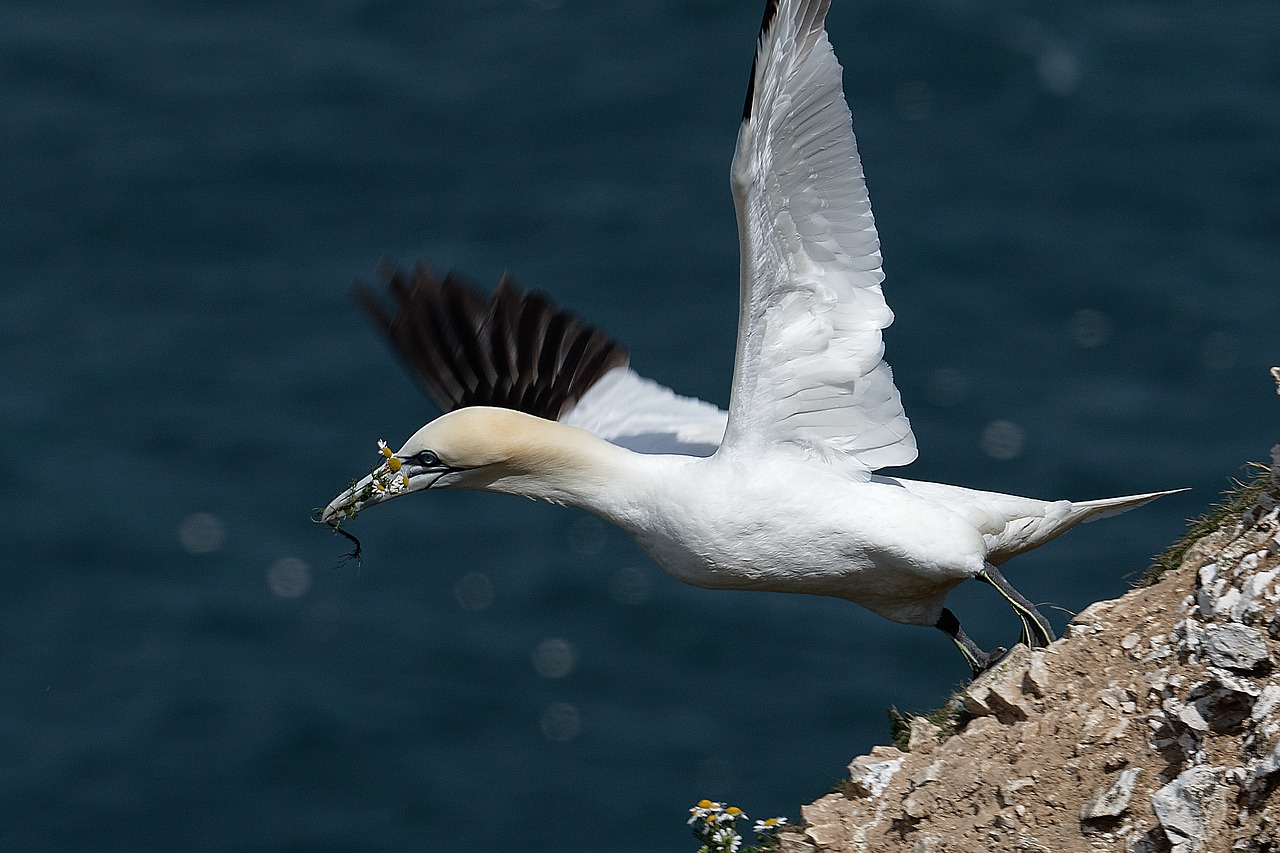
[322,0,1181,674]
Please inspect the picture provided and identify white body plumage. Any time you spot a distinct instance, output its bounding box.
[329,407,1169,631]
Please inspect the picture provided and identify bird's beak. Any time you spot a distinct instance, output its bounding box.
[320,464,400,524]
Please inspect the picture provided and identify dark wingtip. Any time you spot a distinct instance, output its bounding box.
[742,0,781,121]
[353,263,629,422]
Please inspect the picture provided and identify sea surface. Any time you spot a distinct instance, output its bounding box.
[2,1,1277,850]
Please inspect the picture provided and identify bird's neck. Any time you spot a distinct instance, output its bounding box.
[459,417,665,526]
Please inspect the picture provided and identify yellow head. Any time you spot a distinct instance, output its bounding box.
[320,407,623,522]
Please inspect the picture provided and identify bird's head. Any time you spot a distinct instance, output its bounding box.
[320,406,607,523]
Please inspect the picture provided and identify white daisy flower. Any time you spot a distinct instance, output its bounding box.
[688,799,721,825]
[710,826,742,852]
[713,805,746,825]
[753,816,787,834]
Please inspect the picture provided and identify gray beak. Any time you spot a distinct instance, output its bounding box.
[320,466,398,524]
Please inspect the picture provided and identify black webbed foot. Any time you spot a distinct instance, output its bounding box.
[977,565,1055,648]
[935,608,1007,677]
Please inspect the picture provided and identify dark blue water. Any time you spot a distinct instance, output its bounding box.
[3,1,1276,850]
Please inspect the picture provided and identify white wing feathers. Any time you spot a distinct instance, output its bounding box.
[722,0,916,473]
[372,1,917,469]
[561,367,728,457]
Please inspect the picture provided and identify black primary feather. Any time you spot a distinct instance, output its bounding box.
[354,263,630,422]
[741,0,830,121]
[742,0,781,120]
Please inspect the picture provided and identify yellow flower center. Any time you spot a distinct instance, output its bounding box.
[387,457,402,472]
[726,807,742,816]
[697,800,713,810]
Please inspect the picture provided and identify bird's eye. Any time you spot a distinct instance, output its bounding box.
[414,450,440,467]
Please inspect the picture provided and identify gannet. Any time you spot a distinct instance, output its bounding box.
[321,0,1181,674]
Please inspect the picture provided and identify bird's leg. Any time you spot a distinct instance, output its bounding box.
[977,565,1056,648]
[935,608,1006,676]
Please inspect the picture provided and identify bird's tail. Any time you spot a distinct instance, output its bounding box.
[1073,488,1189,525]
[986,487,1187,565]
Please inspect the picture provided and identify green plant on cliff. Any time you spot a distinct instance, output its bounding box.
[887,701,971,751]
[1139,461,1271,588]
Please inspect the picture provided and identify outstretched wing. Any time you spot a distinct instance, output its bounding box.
[722,0,916,474]
[356,264,727,456]
[560,367,726,457]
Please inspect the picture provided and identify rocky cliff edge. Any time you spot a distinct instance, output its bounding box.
[777,440,1280,853]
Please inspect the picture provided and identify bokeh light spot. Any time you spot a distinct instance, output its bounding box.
[980,420,1026,460]
[539,702,581,742]
[267,557,312,598]
[567,516,606,555]
[608,566,652,606]
[178,512,225,555]
[532,638,578,679]
[1038,47,1081,95]
[1068,308,1113,348]
[453,572,495,612]
[925,368,969,407]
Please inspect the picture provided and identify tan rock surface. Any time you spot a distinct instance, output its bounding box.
[777,446,1280,853]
